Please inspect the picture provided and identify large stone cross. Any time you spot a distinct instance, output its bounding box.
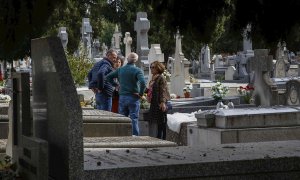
[134,12,150,67]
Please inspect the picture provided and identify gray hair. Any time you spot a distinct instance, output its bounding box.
[127,52,139,63]
[106,49,117,56]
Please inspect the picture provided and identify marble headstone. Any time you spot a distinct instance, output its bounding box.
[225,66,236,80]
[112,24,122,53]
[57,27,68,49]
[147,44,164,86]
[170,30,186,97]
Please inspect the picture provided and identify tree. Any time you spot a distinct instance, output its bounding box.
[0,0,67,61]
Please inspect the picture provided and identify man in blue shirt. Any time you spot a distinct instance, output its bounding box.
[88,49,118,111]
[106,52,146,136]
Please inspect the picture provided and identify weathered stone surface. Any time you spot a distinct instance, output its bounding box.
[195,110,217,127]
[83,109,132,137]
[84,136,177,148]
[84,140,300,179]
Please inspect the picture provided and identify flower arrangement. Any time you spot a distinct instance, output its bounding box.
[237,85,254,104]
[183,84,193,98]
[183,84,193,93]
[211,81,229,101]
[0,94,11,103]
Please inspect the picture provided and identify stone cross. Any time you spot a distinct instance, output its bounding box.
[81,18,93,59]
[147,44,164,86]
[170,30,186,97]
[123,32,132,65]
[134,12,150,68]
[251,49,278,106]
[57,27,68,49]
[112,24,122,52]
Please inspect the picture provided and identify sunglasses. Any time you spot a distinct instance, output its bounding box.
[150,66,155,69]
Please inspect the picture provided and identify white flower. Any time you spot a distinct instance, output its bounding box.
[170,94,177,99]
[0,94,11,102]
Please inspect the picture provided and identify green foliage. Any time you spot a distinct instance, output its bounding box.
[0,0,67,60]
[65,48,93,87]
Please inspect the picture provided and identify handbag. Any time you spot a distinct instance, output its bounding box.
[166,101,172,111]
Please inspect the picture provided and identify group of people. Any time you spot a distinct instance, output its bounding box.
[88,49,170,139]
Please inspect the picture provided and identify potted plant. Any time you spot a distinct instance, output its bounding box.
[211,81,229,109]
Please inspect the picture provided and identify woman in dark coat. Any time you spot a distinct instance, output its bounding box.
[111,56,124,113]
[147,61,170,139]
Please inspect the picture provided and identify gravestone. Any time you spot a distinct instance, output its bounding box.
[111,24,122,53]
[225,66,236,80]
[81,18,93,59]
[167,57,174,74]
[190,60,199,76]
[123,32,132,65]
[213,54,223,67]
[242,24,252,52]
[134,12,150,68]
[11,72,48,180]
[101,43,108,58]
[233,26,254,82]
[251,49,278,106]
[170,30,186,97]
[199,45,210,73]
[57,27,68,49]
[274,42,287,78]
[286,80,300,105]
[31,37,83,179]
[147,44,164,86]
[92,39,101,60]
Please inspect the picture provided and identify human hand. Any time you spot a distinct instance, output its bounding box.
[160,102,167,112]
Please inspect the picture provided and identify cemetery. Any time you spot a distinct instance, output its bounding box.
[0,1,300,179]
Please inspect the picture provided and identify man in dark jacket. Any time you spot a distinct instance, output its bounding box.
[88,49,118,111]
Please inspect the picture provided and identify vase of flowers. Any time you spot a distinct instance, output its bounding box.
[211,81,229,101]
[237,85,254,104]
[183,84,192,98]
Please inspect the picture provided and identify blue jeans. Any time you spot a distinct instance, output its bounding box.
[95,92,112,111]
[118,95,140,136]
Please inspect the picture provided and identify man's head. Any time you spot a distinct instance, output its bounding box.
[106,49,118,63]
[127,52,139,64]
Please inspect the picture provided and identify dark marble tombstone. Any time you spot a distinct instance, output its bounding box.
[31,37,83,179]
